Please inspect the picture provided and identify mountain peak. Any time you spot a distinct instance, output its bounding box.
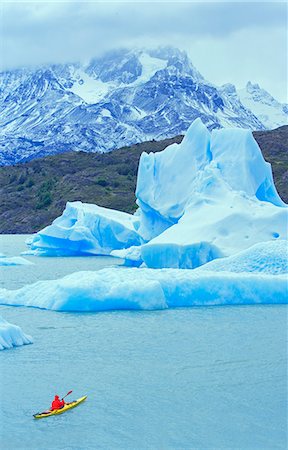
[148,46,187,61]
[1,46,287,165]
[244,81,281,107]
[237,81,287,130]
[220,83,237,96]
[246,81,260,92]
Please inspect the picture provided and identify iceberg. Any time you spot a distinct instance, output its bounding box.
[29,201,142,256]
[141,192,287,269]
[0,316,33,350]
[198,239,288,275]
[110,246,143,267]
[137,120,287,268]
[28,119,287,269]
[136,118,212,241]
[0,241,286,312]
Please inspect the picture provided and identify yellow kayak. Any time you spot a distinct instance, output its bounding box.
[33,396,87,419]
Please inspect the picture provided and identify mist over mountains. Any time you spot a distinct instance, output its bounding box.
[0,47,287,165]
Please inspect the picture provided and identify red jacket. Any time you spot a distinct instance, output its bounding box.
[51,396,65,410]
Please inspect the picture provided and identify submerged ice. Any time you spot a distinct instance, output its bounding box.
[28,118,287,270]
[0,316,33,350]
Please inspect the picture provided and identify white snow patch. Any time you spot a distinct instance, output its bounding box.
[69,68,110,104]
[63,125,72,134]
[101,109,112,118]
[129,53,167,87]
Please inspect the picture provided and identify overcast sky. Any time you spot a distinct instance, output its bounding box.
[1,1,287,101]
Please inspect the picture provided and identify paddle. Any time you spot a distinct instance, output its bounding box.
[62,390,72,401]
[33,390,73,417]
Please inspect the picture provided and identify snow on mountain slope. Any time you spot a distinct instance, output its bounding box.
[238,82,287,130]
[0,47,286,165]
[68,67,111,104]
[121,52,167,88]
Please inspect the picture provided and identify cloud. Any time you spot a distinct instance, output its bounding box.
[187,25,287,102]
[0,1,287,101]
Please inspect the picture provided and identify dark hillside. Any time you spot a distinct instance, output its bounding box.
[252,126,288,203]
[0,136,182,233]
[0,127,286,233]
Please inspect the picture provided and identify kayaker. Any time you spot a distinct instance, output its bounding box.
[51,395,65,411]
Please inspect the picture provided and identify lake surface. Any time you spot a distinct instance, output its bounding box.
[0,235,287,449]
[0,234,121,290]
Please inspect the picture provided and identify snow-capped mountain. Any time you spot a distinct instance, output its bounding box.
[237,82,287,130]
[0,47,286,165]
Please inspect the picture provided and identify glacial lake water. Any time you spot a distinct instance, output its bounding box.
[0,235,287,449]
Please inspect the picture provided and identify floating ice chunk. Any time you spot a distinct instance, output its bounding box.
[0,269,167,311]
[137,120,287,268]
[197,240,288,275]
[25,235,34,246]
[21,250,36,256]
[0,241,287,312]
[0,256,33,266]
[111,246,143,267]
[29,201,142,256]
[141,189,287,269]
[0,268,285,312]
[28,119,287,267]
[0,316,33,350]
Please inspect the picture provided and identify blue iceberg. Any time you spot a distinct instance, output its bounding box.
[0,316,33,350]
[29,202,142,256]
[1,119,286,312]
[0,241,287,312]
[137,120,287,268]
[198,239,288,275]
[28,119,287,270]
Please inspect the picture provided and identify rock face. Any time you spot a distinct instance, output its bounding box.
[28,119,287,270]
[1,47,287,165]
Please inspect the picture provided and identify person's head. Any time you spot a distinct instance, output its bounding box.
[55,395,59,400]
